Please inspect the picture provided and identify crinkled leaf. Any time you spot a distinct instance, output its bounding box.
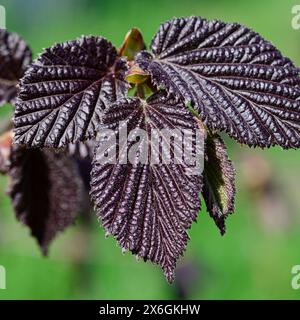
[202,133,235,234]
[8,146,82,253]
[90,91,203,282]
[14,36,129,148]
[0,29,32,105]
[136,16,300,148]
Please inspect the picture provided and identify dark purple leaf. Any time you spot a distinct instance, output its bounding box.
[14,36,129,148]
[136,16,300,148]
[8,146,82,253]
[0,29,32,105]
[202,133,235,234]
[90,91,203,282]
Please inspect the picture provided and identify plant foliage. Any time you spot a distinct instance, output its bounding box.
[0,16,300,281]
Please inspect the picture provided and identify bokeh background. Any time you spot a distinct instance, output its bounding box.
[1,0,300,299]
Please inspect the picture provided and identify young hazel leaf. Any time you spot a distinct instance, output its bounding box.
[8,146,82,253]
[90,91,203,282]
[118,28,146,60]
[14,36,129,148]
[0,29,32,106]
[202,133,235,234]
[136,16,300,148]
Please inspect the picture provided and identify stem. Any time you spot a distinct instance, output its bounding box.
[135,84,145,99]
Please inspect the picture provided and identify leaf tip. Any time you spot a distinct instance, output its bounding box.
[118,28,146,60]
[164,266,175,284]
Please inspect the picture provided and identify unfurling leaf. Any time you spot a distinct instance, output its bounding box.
[136,16,300,148]
[8,146,82,253]
[125,65,150,85]
[202,133,235,234]
[0,29,32,106]
[14,36,129,148]
[118,28,146,60]
[90,91,203,282]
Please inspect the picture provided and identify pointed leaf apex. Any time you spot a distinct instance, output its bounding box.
[119,28,146,60]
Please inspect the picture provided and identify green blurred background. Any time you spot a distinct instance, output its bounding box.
[1,0,300,299]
